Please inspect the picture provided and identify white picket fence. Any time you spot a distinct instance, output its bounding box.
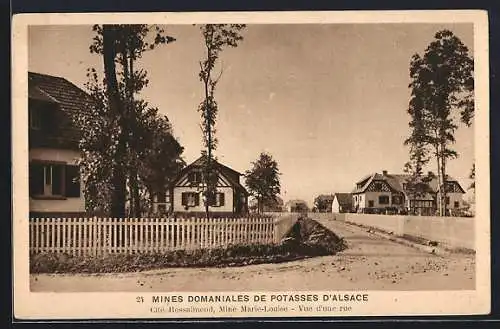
[29,214,299,256]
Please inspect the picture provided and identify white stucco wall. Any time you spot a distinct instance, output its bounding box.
[172,186,234,213]
[363,192,392,208]
[332,197,340,213]
[444,192,465,211]
[29,147,85,213]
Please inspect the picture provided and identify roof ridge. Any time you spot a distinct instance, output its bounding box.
[29,71,66,80]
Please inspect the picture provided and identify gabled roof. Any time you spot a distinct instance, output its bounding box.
[333,193,353,207]
[29,72,93,113]
[29,85,60,103]
[28,72,93,148]
[353,171,465,194]
[171,155,248,194]
[352,173,377,193]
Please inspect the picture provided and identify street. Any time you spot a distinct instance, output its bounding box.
[30,218,475,292]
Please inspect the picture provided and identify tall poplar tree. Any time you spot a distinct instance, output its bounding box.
[406,30,474,216]
[197,24,245,218]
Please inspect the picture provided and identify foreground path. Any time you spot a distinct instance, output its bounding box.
[30,218,475,292]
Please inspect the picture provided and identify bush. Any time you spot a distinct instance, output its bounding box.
[30,217,347,274]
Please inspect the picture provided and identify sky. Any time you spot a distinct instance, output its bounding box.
[28,23,475,207]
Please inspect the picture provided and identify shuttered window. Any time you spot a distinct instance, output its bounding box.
[29,163,44,196]
[188,171,202,184]
[378,195,389,204]
[181,192,199,207]
[51,165,63,195]
[29,162,80,198]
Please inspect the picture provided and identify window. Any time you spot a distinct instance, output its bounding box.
[216,193,225,207]
[354,196,357,202]
[445,196,450,205]
[379,195,389,205]
[368,200,374,207]
[29,162,81,198]
[188,171,202,184]
[454,201,460,208]
[374,182,382,190]
[181,192,199,207]
[29,109,42,130]
[402,183,407,190]
[392,195,402,205]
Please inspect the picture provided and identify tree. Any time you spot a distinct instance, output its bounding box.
[407,30,474,216]
[196,24,246,218]
[262,195,284,212]
[135,108,186,211]
[403,162,436,215]
[76,24,180,217]
[313,194,334,213]
[244,152,281,213]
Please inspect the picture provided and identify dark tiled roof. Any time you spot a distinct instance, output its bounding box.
[28,72,93,149]
[333,193,353,207]
[353,171,465,195]
[29,86,59,103]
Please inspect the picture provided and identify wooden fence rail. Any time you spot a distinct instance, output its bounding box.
[29,215,299,256]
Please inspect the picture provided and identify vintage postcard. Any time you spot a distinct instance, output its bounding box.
[12,10,490,319]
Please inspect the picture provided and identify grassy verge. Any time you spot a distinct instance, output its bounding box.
[30,217,347,274]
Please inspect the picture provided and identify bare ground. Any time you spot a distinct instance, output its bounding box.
[30,218,475,292]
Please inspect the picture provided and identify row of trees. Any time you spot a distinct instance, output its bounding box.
[404,29,474,216]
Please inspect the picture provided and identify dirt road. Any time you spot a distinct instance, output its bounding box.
[30,218,475,292]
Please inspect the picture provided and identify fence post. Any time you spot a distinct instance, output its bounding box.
[34,218,39,254]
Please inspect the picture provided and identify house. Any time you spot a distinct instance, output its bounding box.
[284,199,309,213]
[28,72,92,217]
[331,193,353,213]
[168,156,249,215]
[352,170,466,216]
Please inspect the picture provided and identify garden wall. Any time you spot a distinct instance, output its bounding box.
[331,213,474,250]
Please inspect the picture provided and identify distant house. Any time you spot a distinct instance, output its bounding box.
[352,170,466,216]
[331,193,353,213]
[284,199,309,213]
[28,72,92,217]
[168,156,249,215]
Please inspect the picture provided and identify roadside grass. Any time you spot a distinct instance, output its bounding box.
[30,217,347,274]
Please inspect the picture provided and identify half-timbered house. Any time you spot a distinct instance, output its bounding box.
[352,170,466,215]
[168,156,249,215]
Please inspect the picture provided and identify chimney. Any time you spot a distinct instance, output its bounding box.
[382,170,388,176]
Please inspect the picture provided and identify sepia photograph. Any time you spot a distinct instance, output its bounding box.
[12,11,490,319]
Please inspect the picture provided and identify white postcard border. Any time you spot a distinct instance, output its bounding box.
[12,10,490,319]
